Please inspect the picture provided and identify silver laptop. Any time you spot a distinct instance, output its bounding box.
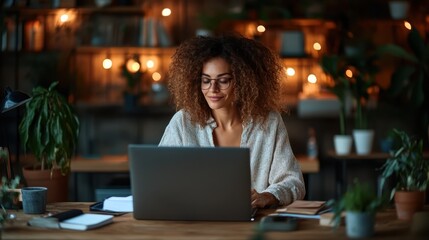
[128,145,253,221]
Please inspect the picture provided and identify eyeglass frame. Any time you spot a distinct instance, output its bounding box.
[200,76,233,90]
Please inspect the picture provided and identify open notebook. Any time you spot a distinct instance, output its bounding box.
[128,145,255,221]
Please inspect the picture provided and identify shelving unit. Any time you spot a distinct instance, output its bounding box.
[1,5,177,107]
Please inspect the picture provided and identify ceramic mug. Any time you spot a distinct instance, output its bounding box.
[21,187,48,214]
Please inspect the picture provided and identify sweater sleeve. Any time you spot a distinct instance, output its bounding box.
[158,111,184,146]
[261,113,306,205]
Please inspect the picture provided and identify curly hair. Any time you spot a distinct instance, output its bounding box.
[167,34,286,126]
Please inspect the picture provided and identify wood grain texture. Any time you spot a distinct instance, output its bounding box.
[1,202,416,240]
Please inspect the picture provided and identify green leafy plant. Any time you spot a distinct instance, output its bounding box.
[328,179,386,228]
[344,43,380,130]
[379,129,429,199]
[19,81,80,175]
[0,176,20,226]
[376,27,429,133]
[320,55,350,135]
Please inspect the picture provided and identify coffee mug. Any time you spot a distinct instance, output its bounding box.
[21,187,48,214]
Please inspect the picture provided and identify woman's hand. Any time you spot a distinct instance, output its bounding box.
[251,189,279,208]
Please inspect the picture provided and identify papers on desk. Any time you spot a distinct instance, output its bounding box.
[28,209,113,231]
[275,200,330,219]
[103,195,133,212]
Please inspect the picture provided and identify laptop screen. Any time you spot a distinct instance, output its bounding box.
[128,145,253,221]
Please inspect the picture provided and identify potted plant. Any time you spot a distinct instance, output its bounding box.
[343,40,381,155]
[320,55,353,155]
[379,129,429,221]
[19,81,80,203]
[328,179,386,238]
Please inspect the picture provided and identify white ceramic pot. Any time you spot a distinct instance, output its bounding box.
[389,1,409,19]
[334,135,353,155]
[353,129,374,155]
[346,211,375,238]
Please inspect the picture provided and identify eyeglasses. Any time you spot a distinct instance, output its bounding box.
[201,77,232,90]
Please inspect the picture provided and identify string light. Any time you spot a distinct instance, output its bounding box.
[404,21,412,30]
[60,14,69,23]
[256,25,266,33]
[152,72,161,81]
[162,8,171,17]
[313,42,321,51]
[102,58,112,70]
[307,74,317,83]
[126,59,140,73]
[286,67,296,76]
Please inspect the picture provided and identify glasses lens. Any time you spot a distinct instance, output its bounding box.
[201,78,231,90]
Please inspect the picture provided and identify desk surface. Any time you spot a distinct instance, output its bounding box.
[71,154,320,173]
[2,202,420,240]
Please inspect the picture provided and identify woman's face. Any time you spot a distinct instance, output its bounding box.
[201,57,235,110]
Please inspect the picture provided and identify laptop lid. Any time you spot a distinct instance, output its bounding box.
[128,145,252,221]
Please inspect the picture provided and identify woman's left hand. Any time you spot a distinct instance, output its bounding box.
[251,189,279,208]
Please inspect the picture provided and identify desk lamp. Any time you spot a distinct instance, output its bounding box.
[0,87,31,179]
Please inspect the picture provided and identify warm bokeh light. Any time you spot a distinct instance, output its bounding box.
[286,67,295,76]
[313,42,322,51]
[345,69,353,78]
[162,8,171,17]
[256,25,266,33]
[152,72,161,81]
[60,14,69,23]
[307,74,317,83]
[102,58,112,69]
[146,60,155,69]
[126,59,140,73]
[404,21,412,30]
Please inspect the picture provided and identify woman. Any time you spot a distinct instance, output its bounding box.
[159,34,305,208]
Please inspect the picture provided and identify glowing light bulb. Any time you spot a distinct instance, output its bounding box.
[126,59,140,73]
[102,58,112,69]
[313,42,321,51]
[152,72,161,81]
[162,8,171,17]
[286,67,295,76]
[404,21,412,30]
[307,74,317,83]
[345,69,353,78]
[60,14,69,23]
[146,60,155,69]
[257,25,266,33]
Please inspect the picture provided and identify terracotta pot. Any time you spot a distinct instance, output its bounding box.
[22,167,69,203]
[394,191,425,221]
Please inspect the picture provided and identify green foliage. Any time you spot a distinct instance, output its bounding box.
[376,27,429,132]
[379,129,429,199]
[0,176,20,226]
[319,55,350,135]
[328,179,386,228]
[345,50,379,129]
[19,81,80,175]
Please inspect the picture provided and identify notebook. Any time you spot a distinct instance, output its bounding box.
[128,145,253,221]
[28,209,113,231]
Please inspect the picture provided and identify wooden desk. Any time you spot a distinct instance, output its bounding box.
[1,202,420,240]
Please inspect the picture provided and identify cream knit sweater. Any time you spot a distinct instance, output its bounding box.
[158,110,305,206]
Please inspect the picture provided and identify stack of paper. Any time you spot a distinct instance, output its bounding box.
[275,200,329,219]
[103,195,133,212]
